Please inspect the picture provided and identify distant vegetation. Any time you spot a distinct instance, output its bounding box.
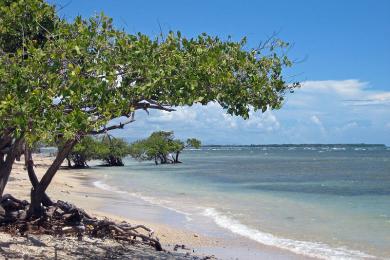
[60,131,202,168]
[129,131,201,165]
[202,144,386,148]
[62,136,131,168]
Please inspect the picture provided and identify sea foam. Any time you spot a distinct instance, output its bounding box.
[93,180,374,259]
[202,208,374,260]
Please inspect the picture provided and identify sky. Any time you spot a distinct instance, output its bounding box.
[52,0,390,145]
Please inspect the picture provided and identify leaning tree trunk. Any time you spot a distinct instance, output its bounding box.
[29,139,77,218]
[0,137,23,197]
[24,147,54,207]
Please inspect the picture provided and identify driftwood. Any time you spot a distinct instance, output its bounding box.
[0,194,162,251]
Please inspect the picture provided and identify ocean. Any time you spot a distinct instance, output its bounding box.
[90,145,390,259]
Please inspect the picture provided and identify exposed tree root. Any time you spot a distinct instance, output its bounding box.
[0,194,162,251]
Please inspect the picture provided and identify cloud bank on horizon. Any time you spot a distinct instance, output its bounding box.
[111,79,390,145]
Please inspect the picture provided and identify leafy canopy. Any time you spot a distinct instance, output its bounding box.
[97,136,131,165]
[129,131,201,163]
[0,0,299,148]
[65,135,131,167]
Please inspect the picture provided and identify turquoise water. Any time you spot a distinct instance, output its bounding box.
[91,145,390,259]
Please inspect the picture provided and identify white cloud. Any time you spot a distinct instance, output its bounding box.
[110,79,390,145]
[301,80,367,97]
[296,79,390,107]
[310,115,326,136]
[245,110,280,132]
[147,107,197,123]
[339,121,358,130]
[222,114,238,128]
[310,115,321,125]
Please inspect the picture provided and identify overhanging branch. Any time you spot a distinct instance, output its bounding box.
[135,100,176,112]
[88,113,135,135]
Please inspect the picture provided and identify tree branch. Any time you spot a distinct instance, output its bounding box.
[88,113,135,135]
[135,100,176,112]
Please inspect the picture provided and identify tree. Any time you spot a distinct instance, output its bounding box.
[129,132,171,164]
[65,136,102,168]
[62,136,130,168]
[129,131,200,165]
[173,138,202,163]
[97,136,131,166]
[0,0,59,197]
[0,0,299,217]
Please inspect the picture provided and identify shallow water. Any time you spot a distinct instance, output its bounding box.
[91,145,390,259]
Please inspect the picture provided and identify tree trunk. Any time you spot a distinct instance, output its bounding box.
[28,139,76,217]
[0,138,23,197]
[106,156,124,166]
[0,158,14,197]
[72,154,88,168]
[175,151,182,163]
[158,154,166,164]
[66,156,72,168]
[24,148,54,207]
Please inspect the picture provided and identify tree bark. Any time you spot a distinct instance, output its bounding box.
[105,156,124,166]
[0,138,23,197]
[174,151,181,163]
[29,139,77,217]
[24,148,54,207]
[158,154,166,164]
[0,131,13,152]
[72,154,88,168]
[66,156,72,168]
[0,158,14,197]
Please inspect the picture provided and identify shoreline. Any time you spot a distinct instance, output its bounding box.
[4,154,313,260]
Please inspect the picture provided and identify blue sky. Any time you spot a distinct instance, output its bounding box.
[52,0,390,145]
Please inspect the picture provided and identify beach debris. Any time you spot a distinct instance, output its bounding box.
[0,194,163,251]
